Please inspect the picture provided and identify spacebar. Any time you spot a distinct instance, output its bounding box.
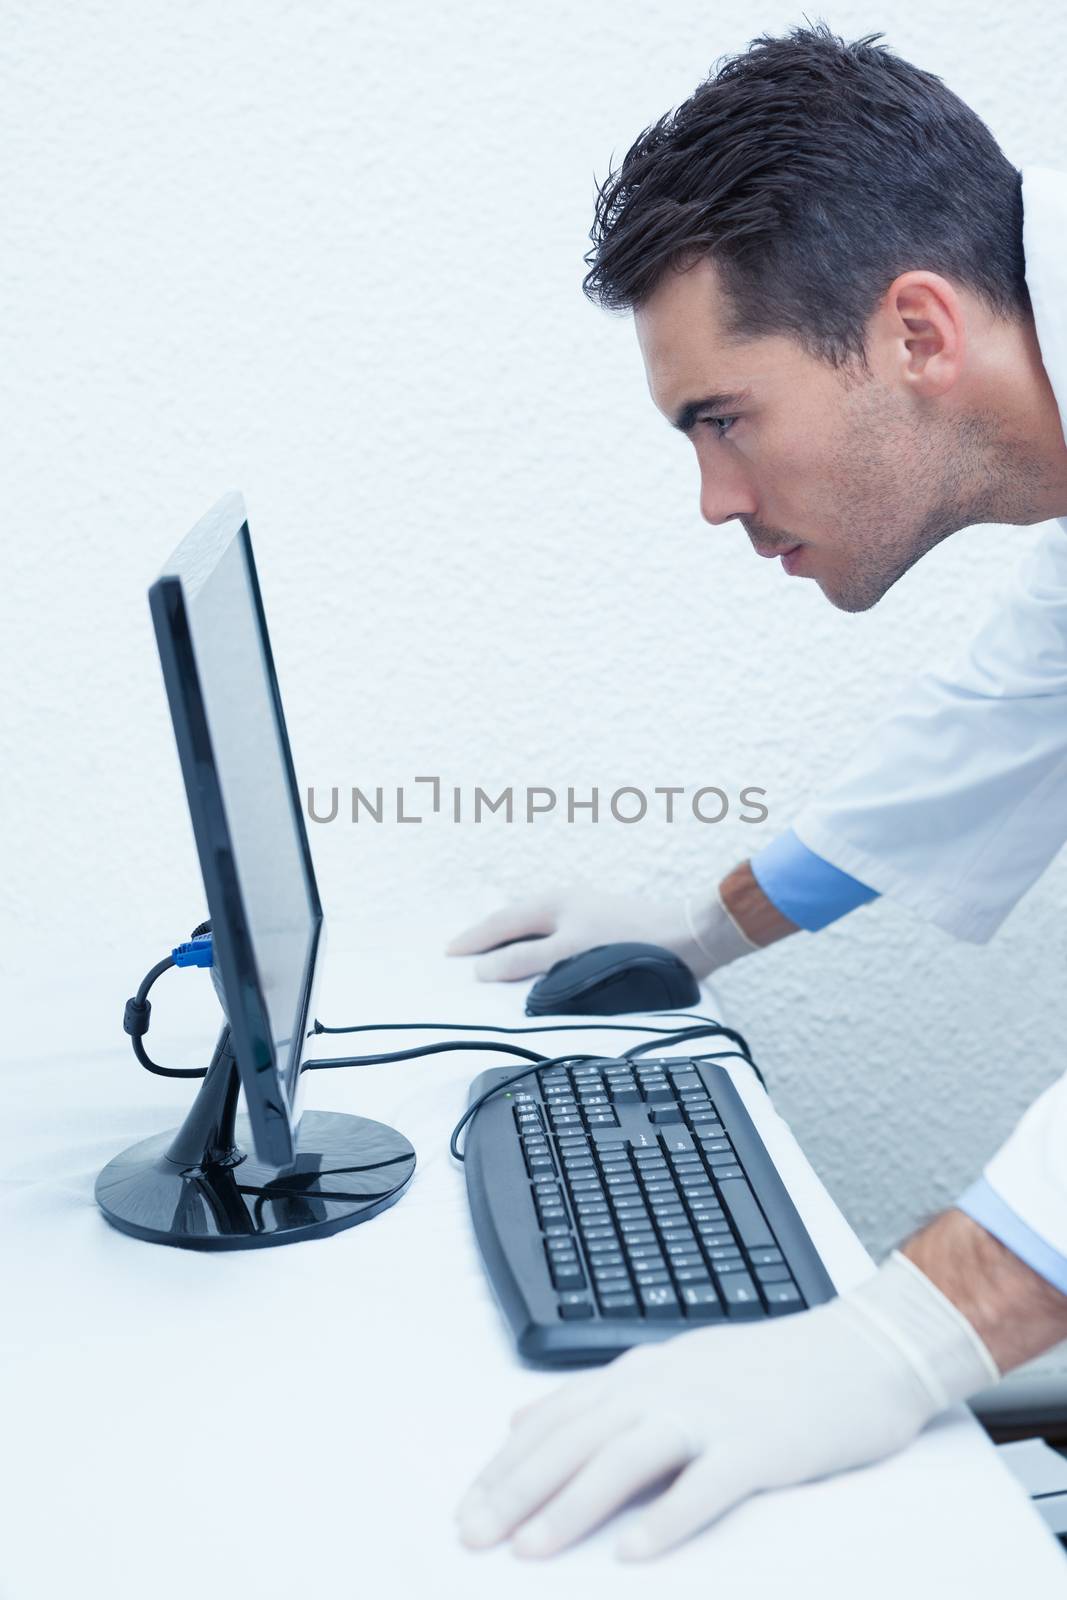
[717,1178,774,1249]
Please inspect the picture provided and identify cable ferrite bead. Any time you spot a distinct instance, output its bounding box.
[123,996,151,1038]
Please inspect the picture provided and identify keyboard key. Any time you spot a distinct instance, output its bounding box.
[748,1247,784,1267]
[550,1260,587,1289]
[591,1128,629,1149]
[674,1267,712,1284]
[634,1269,672,1288]
[639,1284,679,1317]
[643,1085,676,1105]
[669,1072,703,1092]
[586,1111,619,1128]
[661,1131,696,1154]
[709,1163,744,1181]
[650,1107,685,1125]
[717,1179,775,1250]
[558,1294,594,1320]
[719,1272,761,1316]
[681,1285,723,1319]
[600,1292,639,1317]
[755,1264,792,1284]
[610,1087,642,1105]
[764,1282,804,1313]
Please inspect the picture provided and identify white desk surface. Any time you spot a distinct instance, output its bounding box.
[1,917,1063,1600]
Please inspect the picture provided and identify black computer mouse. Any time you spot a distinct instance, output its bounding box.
[525,941,700,1016]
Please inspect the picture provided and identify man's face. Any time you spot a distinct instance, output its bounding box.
[634,257,989,612]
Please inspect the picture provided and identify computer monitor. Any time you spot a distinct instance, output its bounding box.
[95,493,416,1249]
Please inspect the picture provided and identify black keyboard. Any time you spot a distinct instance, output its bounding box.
[464,1055,836,1364]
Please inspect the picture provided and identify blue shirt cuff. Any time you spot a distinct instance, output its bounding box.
[750,828,879,932]
[957,1176,1067,1296]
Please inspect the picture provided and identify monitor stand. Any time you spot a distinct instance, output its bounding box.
[95,1026,416,1249]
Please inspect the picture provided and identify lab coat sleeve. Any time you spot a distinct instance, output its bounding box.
[790,519,1067,943]
[957,1069,1067,1281]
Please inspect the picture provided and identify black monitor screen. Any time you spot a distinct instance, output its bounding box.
[150,493,322,1166]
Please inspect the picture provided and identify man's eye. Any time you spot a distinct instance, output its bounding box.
[701,415,738,437]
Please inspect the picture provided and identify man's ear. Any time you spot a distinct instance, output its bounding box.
[877,271,965,398]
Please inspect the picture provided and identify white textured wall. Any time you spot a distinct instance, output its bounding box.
[4,0,1066,1256]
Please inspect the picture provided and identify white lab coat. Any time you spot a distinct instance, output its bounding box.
[790,166,1067,1260]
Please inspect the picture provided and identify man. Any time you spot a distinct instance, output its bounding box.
[450,27,1067,1561]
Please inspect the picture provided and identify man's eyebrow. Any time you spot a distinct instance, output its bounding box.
[670,391,751,433]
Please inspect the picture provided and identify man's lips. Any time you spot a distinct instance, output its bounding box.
[752,541,802,560]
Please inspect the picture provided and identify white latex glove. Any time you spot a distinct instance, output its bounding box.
[455,1252,998,1561]
[445,880,754,981]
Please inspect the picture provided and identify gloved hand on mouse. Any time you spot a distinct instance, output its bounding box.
[455,1252,998,1560]
[445,880,758,982]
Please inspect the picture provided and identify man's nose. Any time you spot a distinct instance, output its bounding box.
[699,467,757,527]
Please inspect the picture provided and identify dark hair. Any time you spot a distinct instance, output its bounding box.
[583,26,1030,365]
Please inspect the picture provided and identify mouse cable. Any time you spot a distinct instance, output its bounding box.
[312,1014,763,1088]
[314,1011,729,1038]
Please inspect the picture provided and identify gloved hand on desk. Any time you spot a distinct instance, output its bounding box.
[445,863,797,982]
[455,1246,1001,1559]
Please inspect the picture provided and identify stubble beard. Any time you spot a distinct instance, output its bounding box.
[818,397,1047,613]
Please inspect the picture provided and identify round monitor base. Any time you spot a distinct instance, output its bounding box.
[95,1109,416,1249]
